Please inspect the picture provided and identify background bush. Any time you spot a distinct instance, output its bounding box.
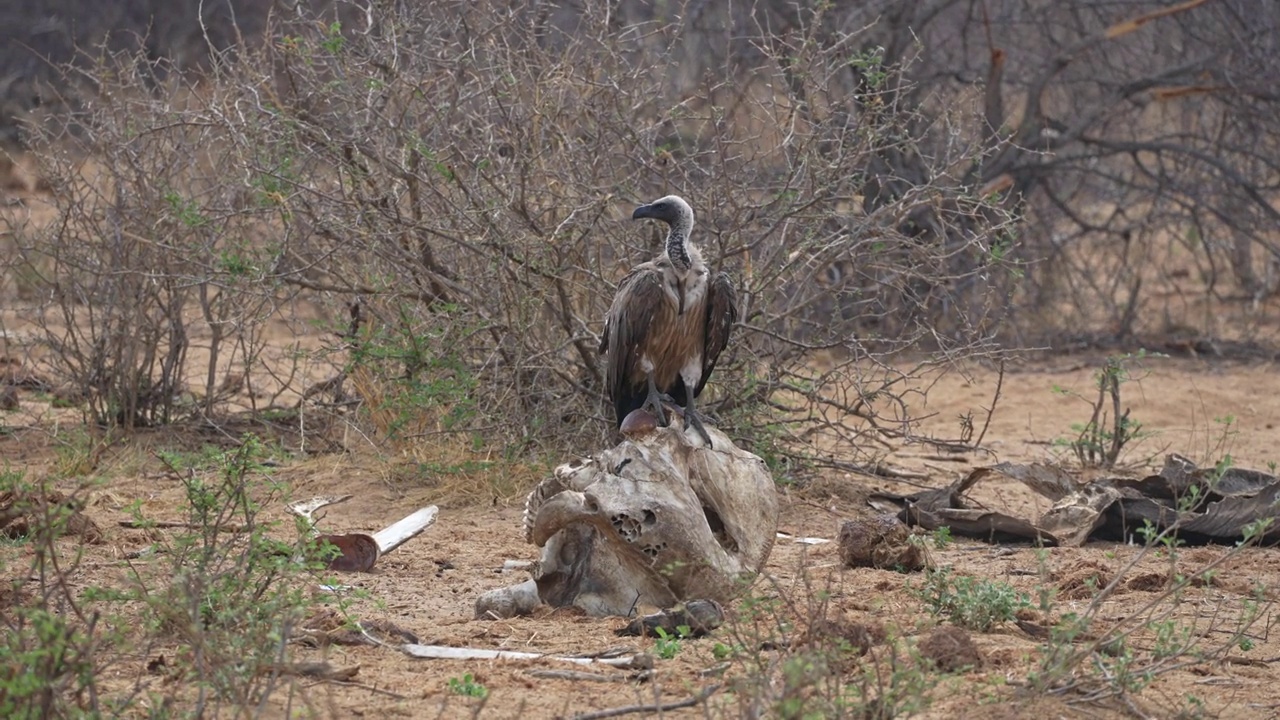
[3,0,1275,466]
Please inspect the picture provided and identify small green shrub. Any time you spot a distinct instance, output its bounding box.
[915,567,1029,632]
[653,625,691,660]
[447,673,488,698]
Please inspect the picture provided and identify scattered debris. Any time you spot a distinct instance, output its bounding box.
[871,455,1280,546]
[918,626,983,672]
[798,616,884,657]
[316,584,355,593]
[1,489,103,544]
[699,662,730,677]
[563,646,643,660]
[298,608,419,647]
[373,505,439,554]
[615,600,724,638]
[287,495,354,523]
[570,683,720,720]
[1053,559,1113,600]
[776,531,831,545]
[836,514,928,571]
[313,533,380,573]
[123,546,162,560]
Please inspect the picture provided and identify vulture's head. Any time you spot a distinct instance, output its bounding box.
[632,195,694,228]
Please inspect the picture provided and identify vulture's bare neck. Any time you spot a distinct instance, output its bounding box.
[665,217,697,271]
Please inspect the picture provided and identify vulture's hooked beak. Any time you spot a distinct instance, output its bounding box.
[631,203,657,221]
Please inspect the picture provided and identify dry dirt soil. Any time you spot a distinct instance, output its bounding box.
[3,352,1280,719]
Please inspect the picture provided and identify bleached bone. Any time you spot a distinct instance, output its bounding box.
[373,505,438,555]
[399,644,652,669]
[287,496,438,572]
[286,495,353,532]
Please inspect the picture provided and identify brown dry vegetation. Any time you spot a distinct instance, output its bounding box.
[2,1,1280,718]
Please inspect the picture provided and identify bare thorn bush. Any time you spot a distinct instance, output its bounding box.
[3,0,1019,472]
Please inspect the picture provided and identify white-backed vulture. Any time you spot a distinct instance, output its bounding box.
[598,195,738,446]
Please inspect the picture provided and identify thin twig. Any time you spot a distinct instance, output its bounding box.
[571,684,720,720]
[118,520,246,532]
[972,357,1004,449]
[307,679,408,700]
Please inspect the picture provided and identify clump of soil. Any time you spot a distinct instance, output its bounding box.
[799,614,887,657]
[1052,558,1113,600]
[0,490,103,544]
[918,625,983,672]
[837,514,927,571]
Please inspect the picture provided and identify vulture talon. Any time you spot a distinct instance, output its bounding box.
[683,407,714,448]
[640,375,671,427]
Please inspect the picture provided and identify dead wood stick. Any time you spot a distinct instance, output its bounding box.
[119,520,246,532]
[527,669,652,683]
[259,662,359,681]
[310,679,408,700]
[571,684,720,720]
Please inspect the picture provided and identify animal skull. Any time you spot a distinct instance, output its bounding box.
[476,414,779,618]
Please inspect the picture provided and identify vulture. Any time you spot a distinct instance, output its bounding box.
[599,195,738,446]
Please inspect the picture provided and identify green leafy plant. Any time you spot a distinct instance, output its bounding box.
[1052,351,1161,468]
[447,673,489,698]
[120,434,325,713]
[0,468,110,719]
[915,567,1030,632]
[717,570,940,718]
[653,625,689,660]
[1026,516,1276,709]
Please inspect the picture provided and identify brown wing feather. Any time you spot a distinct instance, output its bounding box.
[695,270,738,398]
[604,263,667,424]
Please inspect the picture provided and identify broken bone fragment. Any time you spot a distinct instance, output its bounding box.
[479,420,778,619]
[288,496,438,573]
[837,514,928,571]
[475,578,542,619]
[314,533,380,572]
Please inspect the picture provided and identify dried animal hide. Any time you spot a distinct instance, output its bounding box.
[872,455,1280,547]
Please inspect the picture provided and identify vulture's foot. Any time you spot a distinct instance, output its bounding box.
[640,375,675,427]
[680,395,714,448]
[684,409,713,447]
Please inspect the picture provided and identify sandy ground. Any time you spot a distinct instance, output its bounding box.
[4,354,1279,719]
